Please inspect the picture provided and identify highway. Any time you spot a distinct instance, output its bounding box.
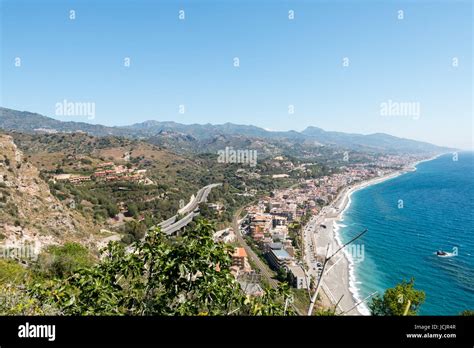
[162,211,197,235]
[145,183,222,238]
[158,215,177,229]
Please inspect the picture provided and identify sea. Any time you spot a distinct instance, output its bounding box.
[336,152,474,315]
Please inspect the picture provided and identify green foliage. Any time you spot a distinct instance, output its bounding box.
[0,259,29,284]
[241,283,295,316]
[276,268,289,282]
[106,203,119,218]
[459,310,474,316]
[0,283,60,315]
[122,220,147,242]
[315,308,336,316]
[369,278,425,316]
[126,203,138,218]
[198,202,216,220]
[36,242,94,278]
[0,260,60,315]
[121,234,134,245]
[28,219,293,316]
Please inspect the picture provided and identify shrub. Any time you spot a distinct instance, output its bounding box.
[369,278,425,316]
[0,259,29,284]
[36,242,94,278]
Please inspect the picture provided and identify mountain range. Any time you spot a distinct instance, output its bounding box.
[0,107,452,155]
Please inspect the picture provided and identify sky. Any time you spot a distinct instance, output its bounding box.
[0,0,472,149]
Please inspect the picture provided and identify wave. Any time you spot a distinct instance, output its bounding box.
[333,219,371,316]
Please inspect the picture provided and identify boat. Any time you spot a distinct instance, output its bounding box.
[436,250,448,257]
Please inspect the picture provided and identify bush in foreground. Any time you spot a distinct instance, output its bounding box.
[28,219,293,316]
[369,278,425,316]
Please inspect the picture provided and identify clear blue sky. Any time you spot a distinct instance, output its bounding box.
[1,0,472,149]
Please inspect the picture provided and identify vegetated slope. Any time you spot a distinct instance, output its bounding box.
[8,132,209,225]
[0,134,97,251]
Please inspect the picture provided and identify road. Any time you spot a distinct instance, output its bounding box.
[161,211,197,235]
[302,215,320,276]
[145,183,221,238]
[158,183,221,230]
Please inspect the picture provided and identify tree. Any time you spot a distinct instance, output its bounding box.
[55,165,64,174]
[369,278,425,316]
[276,268,288,282]
[198,202,216,220]
[106,203,119,218]
[123,220,147,240]
[126,203,138,218]
[29,218,293,316]
[315,308,336,316]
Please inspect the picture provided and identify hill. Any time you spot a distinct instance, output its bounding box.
[0,106,452,155]
[0,134,97,252]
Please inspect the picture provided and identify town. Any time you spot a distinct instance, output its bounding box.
[215,153,425,299]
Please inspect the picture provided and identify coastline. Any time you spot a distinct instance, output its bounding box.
[313,154,443,315]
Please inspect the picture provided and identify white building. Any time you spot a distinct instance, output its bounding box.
[288,265,310,289]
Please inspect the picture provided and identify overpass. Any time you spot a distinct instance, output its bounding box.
[150,183,222,237]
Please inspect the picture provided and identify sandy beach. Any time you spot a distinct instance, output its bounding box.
[310,157,441,315]
[311,155,441,315]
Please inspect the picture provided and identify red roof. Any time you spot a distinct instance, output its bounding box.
[233,247,247,258]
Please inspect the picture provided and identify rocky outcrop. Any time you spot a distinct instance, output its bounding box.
[0,134,94,252]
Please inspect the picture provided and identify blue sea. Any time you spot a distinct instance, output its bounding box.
[338,152,474,315]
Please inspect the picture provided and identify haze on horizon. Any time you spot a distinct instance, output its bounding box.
[0,0,472,150]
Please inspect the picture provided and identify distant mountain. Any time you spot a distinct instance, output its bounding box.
[0,107,128,137]
[0,107,452,155]
[124,120,304,140]
[301,126,447,154]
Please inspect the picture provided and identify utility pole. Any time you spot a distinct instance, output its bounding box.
[333,294,344,314]
[340,290,377,315]
[307,228,367,316]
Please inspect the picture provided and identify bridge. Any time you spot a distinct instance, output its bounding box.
[150,183,222,237]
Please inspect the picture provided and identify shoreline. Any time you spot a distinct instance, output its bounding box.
[314,154,443,315]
